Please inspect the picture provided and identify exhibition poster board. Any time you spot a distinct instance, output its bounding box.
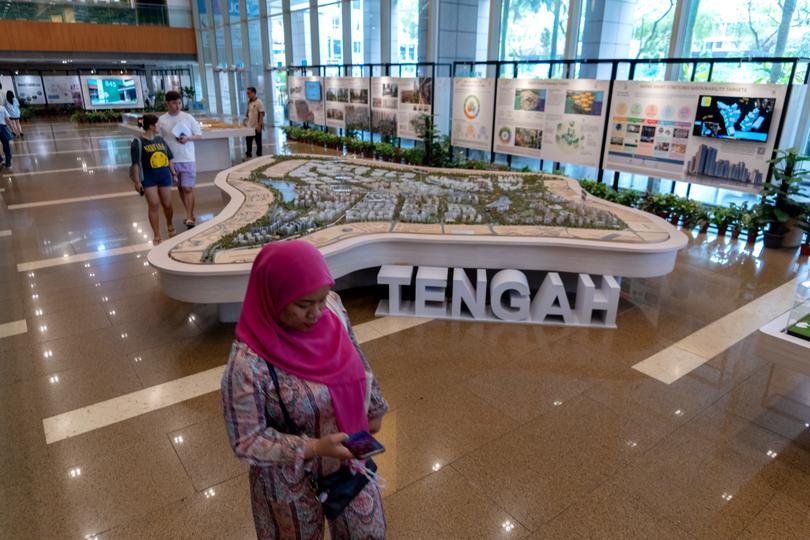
[43,75,83,106]
[604,81,786,190]
[370,77,433,139]
[0,76,13,103]
[287,76,325,125]
[80,75,145,109]
[494,78,610,167]
[451,77,495,152]
[15,75,46,105]
[324,77,370,130]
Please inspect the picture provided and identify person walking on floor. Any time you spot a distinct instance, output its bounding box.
[130,114,178,245]
[159,90,203,228]
[222,240,388,540]
[244,86,265,159]
[0,104,14,170]
[5,91,22,138]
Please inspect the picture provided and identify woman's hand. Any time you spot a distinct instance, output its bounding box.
[133,180,143,194]
[305,433,353,460]
[368,416,382,434]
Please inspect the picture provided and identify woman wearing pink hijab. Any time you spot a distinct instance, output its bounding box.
[222,240,388,539]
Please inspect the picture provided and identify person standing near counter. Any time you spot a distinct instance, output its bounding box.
[159,90,203,228]
[244,86,265,159]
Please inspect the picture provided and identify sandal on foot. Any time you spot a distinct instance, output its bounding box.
[184,219,196,228]
[152,236,162,245]
[167,226,177,238]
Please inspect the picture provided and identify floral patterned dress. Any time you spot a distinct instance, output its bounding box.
[222,293,389,540]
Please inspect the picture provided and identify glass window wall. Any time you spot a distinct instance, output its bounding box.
[319,2,344,65]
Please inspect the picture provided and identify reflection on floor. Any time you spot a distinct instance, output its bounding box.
[1,120,810,539]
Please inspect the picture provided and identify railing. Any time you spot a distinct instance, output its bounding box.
[0,1,193,28]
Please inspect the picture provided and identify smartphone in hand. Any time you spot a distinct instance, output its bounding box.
[341,431,385,459]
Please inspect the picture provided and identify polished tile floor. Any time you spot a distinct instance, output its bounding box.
[2,120,810,539]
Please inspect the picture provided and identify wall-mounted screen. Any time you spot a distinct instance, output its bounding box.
[80,75,144,109]
[304,81,322,102]
[692,95,775,143]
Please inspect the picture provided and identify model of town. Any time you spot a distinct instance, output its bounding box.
[213,157,625,255]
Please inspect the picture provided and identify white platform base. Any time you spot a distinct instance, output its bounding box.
[757,312,810,376]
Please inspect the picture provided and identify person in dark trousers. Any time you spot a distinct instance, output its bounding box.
[0,105,13,169]
[244,86,265,159]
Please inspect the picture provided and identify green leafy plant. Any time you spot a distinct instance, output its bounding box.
[760,149,810,241]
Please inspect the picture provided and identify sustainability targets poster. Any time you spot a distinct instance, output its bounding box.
[324,77,370,130]
[287,76,325,125]
[43,75,83,105]
[370,77,433,139]
[451,77,495,152]
[604,81,786,189]
[494,78,609,167]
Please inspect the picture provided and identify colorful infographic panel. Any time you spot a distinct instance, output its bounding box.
[451,77,496,152]
[43,75,83,106]
[14,75,46,105]
[287,76,325,125]
[325,77,370,131]
[494,78,610,167]
[604,81,786,191]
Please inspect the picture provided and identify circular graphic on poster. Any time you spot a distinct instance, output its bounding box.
[677,106,691,120]
[499,127,512,143]
[463,95,481,120]
[645,104,659,117]
[630,103,642,115]
[661,105,674,119]
[616,102,628,115]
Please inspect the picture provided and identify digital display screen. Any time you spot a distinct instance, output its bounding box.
[692,95,775,143]
[305,81,322,102]
[87,78,139,106]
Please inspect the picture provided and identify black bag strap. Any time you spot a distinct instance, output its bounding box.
[266,363,299,436]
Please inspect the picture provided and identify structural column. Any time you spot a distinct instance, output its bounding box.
[190,0,209,111]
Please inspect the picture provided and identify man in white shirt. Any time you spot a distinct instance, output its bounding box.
[244,86,265,159]
[159,90,203,228]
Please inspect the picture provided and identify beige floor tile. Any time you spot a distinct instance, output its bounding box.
[29,302,112,342]
[531,480,695,540]
[453,396,668,530]
[739,493,810,540]
[128,333,234,387]
[96,474,255,540]
[169,415,249,491]
[384,466,530,539]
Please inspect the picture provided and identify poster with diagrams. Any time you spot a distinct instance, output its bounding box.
[370,77,433,139]
[43,75,83,105]
[451,77,495,151]
[14,75,46,105]
[325,77,370,131]
[494,78,609,167]
[287,76,325,125]
[604,81,786,190]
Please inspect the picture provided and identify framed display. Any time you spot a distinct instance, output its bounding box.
[43,75,83,106]
[287,76,325,125]
[451,77,495,152]
[324,77,370,130]
[80,75,145,109]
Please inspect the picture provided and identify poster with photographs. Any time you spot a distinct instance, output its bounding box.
[325,77,370,130]
[604,81,786,190]
[287,76,325,125]
[493,78,609,167]
[43,75,83,106]
[370,77,434,139]
[451,77,495,152]
[15,75,46,105]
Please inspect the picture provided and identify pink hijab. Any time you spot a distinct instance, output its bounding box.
[236,240,368,434]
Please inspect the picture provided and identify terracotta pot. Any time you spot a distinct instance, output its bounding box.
[801,243,810,257]
[747,228,759,244]
[669,214,679,225]
[717,225,728,237]
[731,228,741,240]
[782,225,805,248]
[763,231,785,249]
[699,223,709,234]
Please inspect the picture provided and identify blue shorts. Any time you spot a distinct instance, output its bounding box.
[141,169,173,188]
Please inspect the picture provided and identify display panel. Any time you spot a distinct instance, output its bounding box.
[494,78,609,167]
[43,75,83,106]
[692,95,775,143]
[80,75,144,109]
[287,76,325,125]
[451,77,495,152]
[370,77,433,139]
[14,75,46,104]
[324,77,370,130]
[604,81,786,191]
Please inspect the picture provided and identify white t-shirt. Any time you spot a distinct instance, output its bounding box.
[158,111,203,163]
[0,107,9,126]
[246,98,265,129]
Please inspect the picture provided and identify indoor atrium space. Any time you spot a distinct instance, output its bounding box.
[2,1,810,539]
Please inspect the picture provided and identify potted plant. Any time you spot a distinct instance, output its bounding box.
[710,206,734,237]
[679,199,703,231]
[696,206,711,234]
[739,203,763,244]
[376,143,395,162]
[760,149,810,249]
[728,203,745,239]
[641,193,677,219]
[616,189,642,208]
[798,214,810,257]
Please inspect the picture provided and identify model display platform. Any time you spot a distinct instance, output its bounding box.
[121,114,253,172]
[148,154,687,314]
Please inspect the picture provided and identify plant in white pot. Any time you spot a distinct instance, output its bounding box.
[760,149,809,249]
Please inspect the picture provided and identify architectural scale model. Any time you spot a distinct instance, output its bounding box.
[166,155,647,265]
